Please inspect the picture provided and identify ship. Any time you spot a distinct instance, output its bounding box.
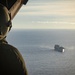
[54,45,65,52]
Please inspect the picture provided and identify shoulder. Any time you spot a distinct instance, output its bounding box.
[0,43,22,60]
[0,43,28,75]
[0,43,20,54]
[0,43,25,67]
[0,43,18,50]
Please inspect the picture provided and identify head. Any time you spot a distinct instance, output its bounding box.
[0,4,12,40]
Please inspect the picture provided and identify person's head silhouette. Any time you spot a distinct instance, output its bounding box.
[0,4,12,40]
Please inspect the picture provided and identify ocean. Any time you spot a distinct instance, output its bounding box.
[7,29,75,75]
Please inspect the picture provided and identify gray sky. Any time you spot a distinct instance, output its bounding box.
[12,0,75,29]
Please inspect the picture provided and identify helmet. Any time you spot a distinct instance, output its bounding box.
[0,4,12,40]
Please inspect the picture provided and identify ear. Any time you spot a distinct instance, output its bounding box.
[7,20,12,31]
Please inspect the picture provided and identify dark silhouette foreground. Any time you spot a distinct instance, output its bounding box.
[0,40,28,75]
[0,4,28,75]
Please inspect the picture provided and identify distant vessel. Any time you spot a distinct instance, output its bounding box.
[54,45,65,52]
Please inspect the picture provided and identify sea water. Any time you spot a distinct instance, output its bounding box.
[7,29,75,75]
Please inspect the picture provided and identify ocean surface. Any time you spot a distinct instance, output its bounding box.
[7,29,75,75]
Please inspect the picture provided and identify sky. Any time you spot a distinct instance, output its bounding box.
[12,0,75,29]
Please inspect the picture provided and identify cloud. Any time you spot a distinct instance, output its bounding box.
[32,21,75,25]
[13,0,75,29]
[19,1,75,16]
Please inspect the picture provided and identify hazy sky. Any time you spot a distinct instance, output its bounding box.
[12,0,75,29]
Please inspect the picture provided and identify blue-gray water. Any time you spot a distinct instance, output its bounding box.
[7,29,75,75]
